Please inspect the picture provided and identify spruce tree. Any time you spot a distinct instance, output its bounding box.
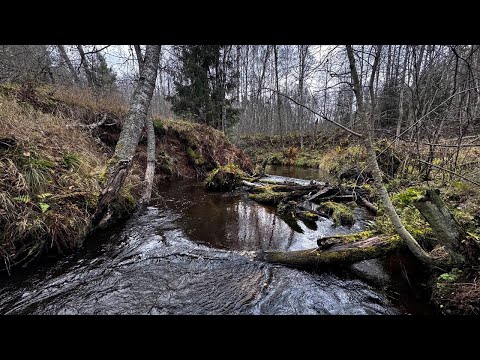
[169,45,239,130]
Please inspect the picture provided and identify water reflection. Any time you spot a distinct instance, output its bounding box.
[154,176,373,252]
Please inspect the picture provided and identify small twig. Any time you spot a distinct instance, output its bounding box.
[414,158,480,187]
[260,87,364,138]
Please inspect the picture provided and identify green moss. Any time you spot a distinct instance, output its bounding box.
[452,181,469,191]
[392,187,426,208]
[372,203,433,244]
[452,208,474,227]
[304,212,318,220]
[187,147,205,166]
[318,201,355,226]
[436,268,463,290]
[334,230,376,242]
[205,163,245,191]
[248,191,288,205]
[107,156,119,167]
[120,186,136,207]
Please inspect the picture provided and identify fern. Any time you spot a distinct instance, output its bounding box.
[37,193,53,200]
[39,202,49,213]
[13,194,31,203]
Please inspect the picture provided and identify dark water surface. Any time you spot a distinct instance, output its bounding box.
[0,166,432,315]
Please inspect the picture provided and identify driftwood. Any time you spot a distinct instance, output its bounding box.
[243,178,377,218]
[306,187,338,202]
[258,235,403,267]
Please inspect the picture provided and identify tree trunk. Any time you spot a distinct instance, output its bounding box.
[298,45,307,149]
[346,45,435,266]
[57,45,79,84]
[76,45,95,87]
[134,45,144,75]
[414,189,466,264]
[395,47,409,149]
[274,45,283,148]
[137,116,156,211]
[92,45,161,226]
[259,235,403,268]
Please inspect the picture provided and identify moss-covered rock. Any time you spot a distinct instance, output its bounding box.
[318,201,355,226]
[205,163,246,192]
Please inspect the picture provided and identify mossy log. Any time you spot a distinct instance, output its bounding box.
[243,179,376,215]
[258,235,403,268]
[414,188,466,264]
[248,191,291,205]
[249,189,321,205]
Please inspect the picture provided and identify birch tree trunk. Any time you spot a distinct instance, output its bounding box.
[274,45,283,147]
[92,44,161,225]
[57,45,79,84]
[346,45,435,266]
[137,116,156,211]
[136,45,161,212]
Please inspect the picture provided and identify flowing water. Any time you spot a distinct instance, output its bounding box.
[0,166,432,315]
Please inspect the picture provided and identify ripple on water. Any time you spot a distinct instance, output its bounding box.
[0,205,399,315]
[0,169,408,315]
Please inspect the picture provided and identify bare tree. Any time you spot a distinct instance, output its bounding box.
[274,45,283,147]
[76,45,95,87]
[57,45,79,84]
[93,45,161,225]
[136,45,161,212]
[346,45,436,265]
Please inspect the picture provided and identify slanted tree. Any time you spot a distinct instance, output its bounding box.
[135,45,162,211]
[56,45,79,84]
[346,45,437,265]
[92,45,161,225]
[76,45,95,87]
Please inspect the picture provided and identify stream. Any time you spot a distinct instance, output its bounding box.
[0,166,433,315]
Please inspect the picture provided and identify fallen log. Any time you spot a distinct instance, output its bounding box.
[269,184,320,192]
[314,194,355,203]
[357,196,378,215]
[241,180,265,188]
[248,188,322,205]
[248,191,291,205]
[258,235,403,268]
[306,187,338,202]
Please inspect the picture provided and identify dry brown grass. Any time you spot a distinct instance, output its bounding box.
[0,96,108,167]
[0,84,252,271]
[0,93,112,270]
[42,85,128,118]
